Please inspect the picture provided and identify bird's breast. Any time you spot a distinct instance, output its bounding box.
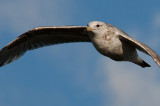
[91,36,124,60]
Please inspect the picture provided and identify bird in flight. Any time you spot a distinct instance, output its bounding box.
[0,21,159,68]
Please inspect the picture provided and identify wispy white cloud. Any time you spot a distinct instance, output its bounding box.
[101,59,160,106]
[0,0,75,34]
[152,12,160,28]
[0,1,43,33]
[149,11,160,48]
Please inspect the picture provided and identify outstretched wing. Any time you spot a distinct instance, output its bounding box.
[119,33,160,67]
[0,26,90,67]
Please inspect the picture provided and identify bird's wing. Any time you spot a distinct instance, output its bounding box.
[0,26,90,67]
[118,33,160,67]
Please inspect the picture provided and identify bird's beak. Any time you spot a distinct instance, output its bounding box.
[87,26,93,31]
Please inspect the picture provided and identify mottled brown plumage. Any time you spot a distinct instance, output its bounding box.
[0,26,90,66]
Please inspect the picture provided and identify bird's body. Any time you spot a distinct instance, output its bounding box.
[88,22,150,67]
[0,21,159,68]
[89,23,124,60]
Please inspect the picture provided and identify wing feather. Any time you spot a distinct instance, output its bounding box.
[119,34,160,67]
[0,26,90,67]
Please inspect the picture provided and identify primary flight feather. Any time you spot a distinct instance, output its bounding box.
[0,21,159,68]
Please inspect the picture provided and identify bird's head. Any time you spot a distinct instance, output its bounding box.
[87,21,107,37]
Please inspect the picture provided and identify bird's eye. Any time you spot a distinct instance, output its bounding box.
[96,24,100,27]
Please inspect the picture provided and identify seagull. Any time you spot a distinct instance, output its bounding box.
[0,21,159,68]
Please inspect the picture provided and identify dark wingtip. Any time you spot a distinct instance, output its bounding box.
[140,60,151,68]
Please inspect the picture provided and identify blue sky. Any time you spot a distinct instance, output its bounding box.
[0,0,160,106]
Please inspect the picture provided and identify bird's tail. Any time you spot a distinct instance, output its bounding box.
[136,60,151,68]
